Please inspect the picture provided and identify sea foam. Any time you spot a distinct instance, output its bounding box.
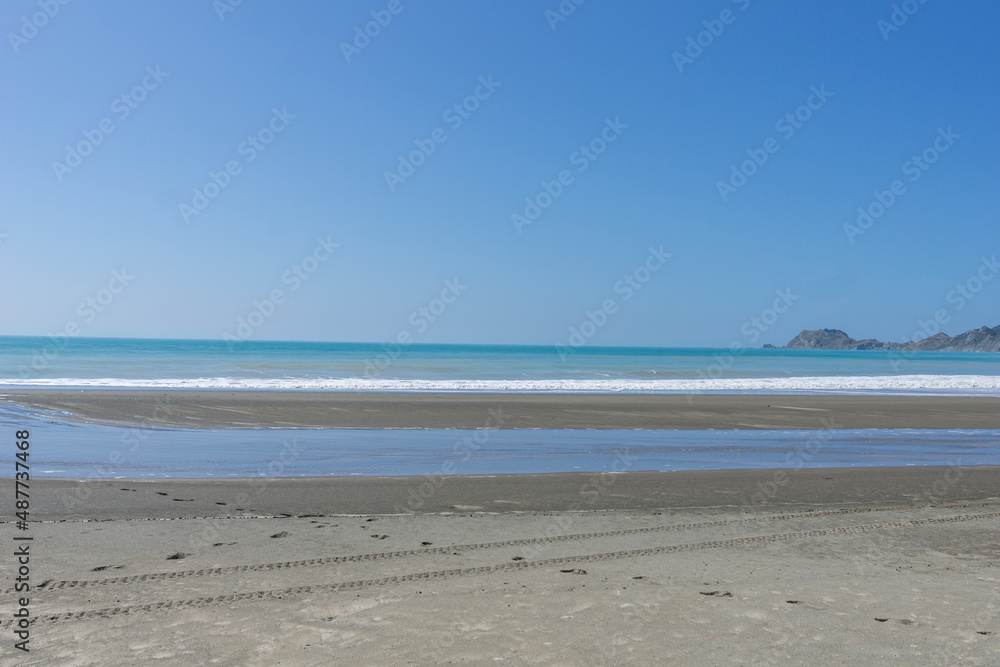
[3,374,1000,394]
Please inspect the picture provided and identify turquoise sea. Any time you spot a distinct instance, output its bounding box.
[3,336,1000,393]
[3,336,999,478]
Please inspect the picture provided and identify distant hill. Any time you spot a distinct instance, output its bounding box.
[782,326,1000,352]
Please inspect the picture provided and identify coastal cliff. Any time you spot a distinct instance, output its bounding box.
[783,325,1000,352]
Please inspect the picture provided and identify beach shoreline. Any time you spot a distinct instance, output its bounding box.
[6,390,1000,429]
[6,399,1000,664]
[7,390,1000,662]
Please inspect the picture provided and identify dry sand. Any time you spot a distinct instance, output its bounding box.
[7,390,1000,429]
[3,468,999,665]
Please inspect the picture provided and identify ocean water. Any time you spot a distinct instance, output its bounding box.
[3,339,999,477]
[5,404,997,479]
[3,336,1000,394]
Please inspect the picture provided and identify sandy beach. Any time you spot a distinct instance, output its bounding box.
[3,466,999,665]
[3,391,1000,663]
[7,390,1000,429]
[6,0,1000,660]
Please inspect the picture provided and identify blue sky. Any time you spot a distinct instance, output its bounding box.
[2,0,998,347]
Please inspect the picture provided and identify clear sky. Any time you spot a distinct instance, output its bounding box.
[2,0,998,347]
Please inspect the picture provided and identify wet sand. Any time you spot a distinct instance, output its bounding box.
[3,468,999,665]
[12,466,1000,521]
[6,390,1000,429]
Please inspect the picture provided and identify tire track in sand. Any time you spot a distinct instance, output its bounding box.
[14,511,999,626]
[30,501,1000,593]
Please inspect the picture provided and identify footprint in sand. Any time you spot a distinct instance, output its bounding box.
[700,591,732,597]
[91,565,125,571]
[156,492,168,496]
[421,541,433,546]
[560,569,587,575]
[215,502,227,506]
[787,599,827,609]
[166,552,187,560]
[271,531,290,539]
[370,534,389,539]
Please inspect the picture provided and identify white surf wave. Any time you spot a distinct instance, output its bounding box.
[3,375,1000,394]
